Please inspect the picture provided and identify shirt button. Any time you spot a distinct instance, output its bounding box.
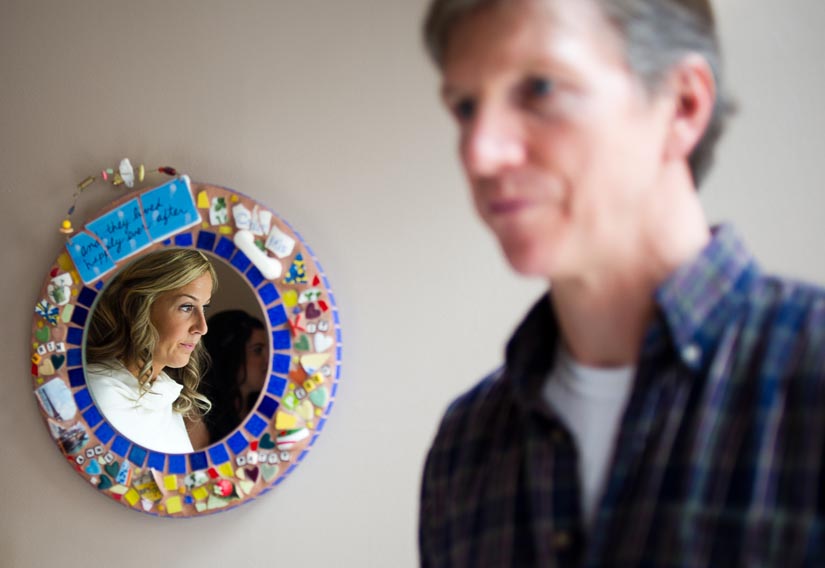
[552,531,572,550]
[682,343,701,365]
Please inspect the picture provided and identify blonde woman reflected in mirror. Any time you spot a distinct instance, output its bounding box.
[85,248,218,453]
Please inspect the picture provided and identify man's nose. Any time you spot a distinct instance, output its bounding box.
[460,105,526,178]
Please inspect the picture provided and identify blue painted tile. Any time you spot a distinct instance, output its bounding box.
[257,396,279,419]
[208,444,230,465]
[244,415,267,437]
[76,287,98,308]
[266,375,287,397]
[246,266,264,288]
[214,236,235,259]
[68,368,85,387]
[148,451,166,470]
[174,233,194,247]
[111,435,130,458]
[83,406,103,428]
[230,250,251,273]
[95,422,115,444]
[227,431,249,454]
[67,348,82,367]
[66,327,84,346]
[74,388,92,410]
[168,454,186,474]
[196,231,217,251]
[259,283,279,306]
[267,305,287,327]
[316,418,327,432]
[272,354,290,374]
[271,330,291,350]
[70,305,89,327]
[129,445,147,467]
[188,452,208,471]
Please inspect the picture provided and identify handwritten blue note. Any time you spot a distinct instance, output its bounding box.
[86,198,151,262]
[66,232,117,284]
[139,176,201,242]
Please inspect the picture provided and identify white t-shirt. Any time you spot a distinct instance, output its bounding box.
[85,359,194,454]
[543,346,635,528]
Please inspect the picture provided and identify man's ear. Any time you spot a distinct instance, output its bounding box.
[663,54,716,161]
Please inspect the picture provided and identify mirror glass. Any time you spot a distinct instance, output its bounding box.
[83,251,269,454]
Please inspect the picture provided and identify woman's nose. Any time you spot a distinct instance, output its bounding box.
[193,309,208,335]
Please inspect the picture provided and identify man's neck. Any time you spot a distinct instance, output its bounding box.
[551,175,710,367]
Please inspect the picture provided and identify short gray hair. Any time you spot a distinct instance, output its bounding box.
[423,0,736,186]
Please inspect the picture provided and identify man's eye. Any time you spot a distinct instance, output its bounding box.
[452,98,476,121]
[526,76,554,97]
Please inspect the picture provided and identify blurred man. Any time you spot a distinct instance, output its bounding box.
[419,0,825,565]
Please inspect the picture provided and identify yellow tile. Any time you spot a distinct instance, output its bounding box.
[275,411,297,430]
[197,190,210,208]
[192,487,209,501]
[163,475,178,491]
[217,463,234,478]
[165,496,183,514]
[57,253,73,271]
[124,489,140,506]
[218,226,233,235]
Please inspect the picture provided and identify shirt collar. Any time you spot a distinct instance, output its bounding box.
[504,224,760,409]
[505,294,559,413]
[653,224,760,371]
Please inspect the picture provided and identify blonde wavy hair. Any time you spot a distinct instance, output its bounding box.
[86,248,218,418]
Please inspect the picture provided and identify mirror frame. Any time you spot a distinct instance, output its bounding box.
[30,177,342,516]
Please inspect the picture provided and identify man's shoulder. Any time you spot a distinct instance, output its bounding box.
[430,367,515,451]
[732,271,825,374]
[747,271,825,328]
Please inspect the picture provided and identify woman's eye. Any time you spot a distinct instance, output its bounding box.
[180,304,194,313]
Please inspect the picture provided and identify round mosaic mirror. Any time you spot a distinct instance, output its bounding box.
[30,177,342,516]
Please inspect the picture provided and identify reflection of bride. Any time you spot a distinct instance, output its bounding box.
[85,249,217,453]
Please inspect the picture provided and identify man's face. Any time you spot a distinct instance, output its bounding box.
[440,0,675,280]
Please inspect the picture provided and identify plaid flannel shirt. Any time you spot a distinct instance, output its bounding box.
[420,225,825,567]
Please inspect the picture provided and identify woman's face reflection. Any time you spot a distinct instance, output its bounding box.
[239,328,268,411]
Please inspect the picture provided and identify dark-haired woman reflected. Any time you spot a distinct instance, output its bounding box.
[200,310,269,444]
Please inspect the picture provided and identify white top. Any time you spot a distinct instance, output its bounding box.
[543,346,635,528]
[85,359,194,454]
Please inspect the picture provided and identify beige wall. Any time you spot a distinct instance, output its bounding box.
[1,1,823,566]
